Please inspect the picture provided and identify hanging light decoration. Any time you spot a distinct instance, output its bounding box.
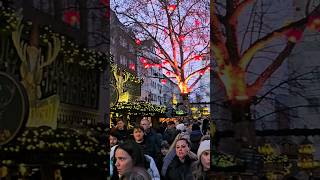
[178,35,185,42]
[63,10,80,26]
[167,5,176,11]
[194,55,202,61]
[161,79,167,84]
[135,39,141,45]
[140,57,147,64]
[129,63,135,71]
[285,29,303,43]
[195,19,201,26]
[144,64,151,68]
[307,15,320,31]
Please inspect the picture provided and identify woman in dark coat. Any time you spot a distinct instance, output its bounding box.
[164,137,197,180]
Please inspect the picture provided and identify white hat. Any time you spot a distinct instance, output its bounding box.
[197,140,210,158]
[176,123,186,132]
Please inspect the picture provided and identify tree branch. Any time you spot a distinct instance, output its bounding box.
[248,42,295,96]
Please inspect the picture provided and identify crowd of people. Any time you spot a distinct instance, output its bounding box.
[109,117,211,180]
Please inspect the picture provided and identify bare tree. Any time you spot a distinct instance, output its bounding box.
[111,0,210,101]
[211,0,320,149]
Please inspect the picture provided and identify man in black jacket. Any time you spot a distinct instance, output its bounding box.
[140,118,161,160]
[163,121,178,145]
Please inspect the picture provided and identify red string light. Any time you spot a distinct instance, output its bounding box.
[144,64,151,68]
[307,16,320,31]
[178,35,185,42]
[168,5,176,11]
[161,79,167,84]
[63,10,80,26]
[285,29,303,43]
[129,63,135,71]
[194,55,202,61]
[195,19,201,26]
[140,57,147,64]
[135,39,141,45]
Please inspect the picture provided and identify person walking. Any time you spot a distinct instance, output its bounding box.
[132,126,161,180]
[163,121,178,145]
[164,136,197,180]
[190,123,203,154]
[191,136,210,180]
[111,118,129,143]
[140,118,161,160]
[111,140,149,180]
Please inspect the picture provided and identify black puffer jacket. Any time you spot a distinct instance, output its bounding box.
[144,129,161,159]
[190,130,203,154]
[165,155,196,180]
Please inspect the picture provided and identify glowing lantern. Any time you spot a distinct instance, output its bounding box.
[140,57,147,64]
[135,39,141,45]
[168,5,176,11]
[63,10,80,26]
[285,29,303,43]
[194,55,202,61]
[195,19,201,26]
[161,79,167,84]
[307,16,320,31]
[144,64,151,68]
[199,70,205,75]
[178,35,185,42]
[129,63,135,70]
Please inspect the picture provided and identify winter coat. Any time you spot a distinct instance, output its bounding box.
[190,130,203,154]
[110,145,117,177]
[161,149,198,177]
[164,155,197,180]
[145,155,161,180]
[111,128,128,142]
[144,129,161,159]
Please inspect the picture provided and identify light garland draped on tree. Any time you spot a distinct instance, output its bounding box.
[111,0,210,100]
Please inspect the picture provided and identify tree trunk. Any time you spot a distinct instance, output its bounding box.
[230,100,256,152]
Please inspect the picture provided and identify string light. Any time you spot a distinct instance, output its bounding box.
[161,79,167,84]
[167,5,176,11]
[285,29,303,43]
[135,39,141,45]
[63,10,80,26]
[194,55,202,61]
